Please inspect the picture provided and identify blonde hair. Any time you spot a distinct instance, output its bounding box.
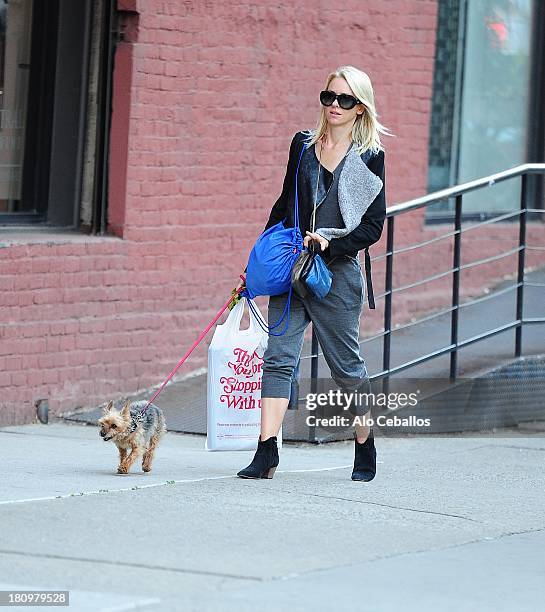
[305,65,394,156]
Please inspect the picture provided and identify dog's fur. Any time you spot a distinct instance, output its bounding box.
[98,400,166,474]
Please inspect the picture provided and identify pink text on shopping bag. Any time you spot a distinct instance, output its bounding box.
[219,346,264,409]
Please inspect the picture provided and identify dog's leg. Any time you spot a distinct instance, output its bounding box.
[117,447,127,474]
[142,434,159,472]
[117,447,127,473]
[118,443,141,474]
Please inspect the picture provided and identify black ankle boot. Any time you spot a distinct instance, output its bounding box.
[237,436,279,479]
[351,429,376,482]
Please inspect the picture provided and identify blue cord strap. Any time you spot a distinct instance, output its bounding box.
[247,287,293,337]
[293,141,306,230]
[246,140,307,337]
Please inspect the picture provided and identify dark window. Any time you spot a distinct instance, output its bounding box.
[0,0,34,218]
[0,0,115,232]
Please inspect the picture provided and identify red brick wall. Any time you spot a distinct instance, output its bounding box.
[1,0,542,426]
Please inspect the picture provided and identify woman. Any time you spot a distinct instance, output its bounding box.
[238,65,390,481]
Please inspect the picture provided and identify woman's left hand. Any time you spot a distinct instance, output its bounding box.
[304,231,329,252]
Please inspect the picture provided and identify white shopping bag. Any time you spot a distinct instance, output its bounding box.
[206,297,282,451]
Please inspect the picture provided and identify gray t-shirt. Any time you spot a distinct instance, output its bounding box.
[299,143,352,261]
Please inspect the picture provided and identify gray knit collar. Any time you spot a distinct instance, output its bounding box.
[311,144,383,242]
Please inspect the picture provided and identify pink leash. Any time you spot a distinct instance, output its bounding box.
[142,275,246,412]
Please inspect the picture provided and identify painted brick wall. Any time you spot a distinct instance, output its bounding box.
[1,0,542,426]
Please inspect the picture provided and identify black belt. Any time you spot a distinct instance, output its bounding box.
[364,247,376,309]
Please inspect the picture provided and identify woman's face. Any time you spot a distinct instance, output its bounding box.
[322,77,365,128]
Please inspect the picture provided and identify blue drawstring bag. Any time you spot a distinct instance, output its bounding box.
[243,219,302,298]
[241,143,307,336]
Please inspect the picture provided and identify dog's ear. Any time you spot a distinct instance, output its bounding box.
[120,400,131,419]
[102,400,114,415]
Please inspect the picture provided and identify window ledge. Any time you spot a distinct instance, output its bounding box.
[0,227,122,248]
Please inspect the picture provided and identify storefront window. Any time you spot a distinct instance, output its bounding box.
[459,0,533,214]
[428,0,536,218]
[0,0,32,215]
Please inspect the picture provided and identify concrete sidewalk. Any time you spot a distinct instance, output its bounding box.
[1,422,545,611]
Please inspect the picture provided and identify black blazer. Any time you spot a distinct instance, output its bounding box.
[262,131,386,308]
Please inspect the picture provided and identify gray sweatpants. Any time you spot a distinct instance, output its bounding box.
[261,255,371,415]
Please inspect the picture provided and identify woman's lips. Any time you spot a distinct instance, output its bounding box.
[329,110,342,116]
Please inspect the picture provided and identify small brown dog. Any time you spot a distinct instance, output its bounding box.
[98,399,166,474]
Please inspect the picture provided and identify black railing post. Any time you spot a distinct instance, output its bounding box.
[382,216,395,395]
[515,173,528,357]
[450,195,462,380]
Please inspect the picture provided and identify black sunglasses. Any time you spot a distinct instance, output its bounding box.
[320,90,363,110]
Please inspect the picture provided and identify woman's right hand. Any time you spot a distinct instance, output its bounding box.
[228,274,246,310]
[235,274,246,293]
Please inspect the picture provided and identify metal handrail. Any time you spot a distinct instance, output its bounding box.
[371,209,522,263]
[386,163,545,217]
[303,163,545,433]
